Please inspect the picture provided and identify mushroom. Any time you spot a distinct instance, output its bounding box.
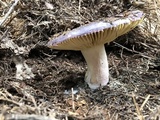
[47,10,144,89]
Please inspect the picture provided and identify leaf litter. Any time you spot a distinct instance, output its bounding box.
[0,0,160,120]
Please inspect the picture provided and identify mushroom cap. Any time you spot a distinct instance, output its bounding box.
[47,10,144,50]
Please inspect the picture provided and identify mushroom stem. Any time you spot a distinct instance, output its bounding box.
[81,44,109,89]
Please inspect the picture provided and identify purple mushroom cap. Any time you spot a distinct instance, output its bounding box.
[47,10,144,50]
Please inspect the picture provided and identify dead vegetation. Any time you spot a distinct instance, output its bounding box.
[0,0,160,120]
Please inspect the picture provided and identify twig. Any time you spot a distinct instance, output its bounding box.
[0,91,21,106]
[132,92,144,120]
[0,29,9,40]
[78,0,82,14]
[153,0,160,22]
[113,42,152,59]
[24,15,50,40]
[71,88,75,111]
[0,0,7,7]
[5,114,57,120]
[0,0,19,26]
[0,91,36,111]
[140,95,150,111]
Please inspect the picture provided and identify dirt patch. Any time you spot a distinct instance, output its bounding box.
[0,0,160,120]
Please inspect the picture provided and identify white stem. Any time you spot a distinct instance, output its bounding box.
[81,44,109,89]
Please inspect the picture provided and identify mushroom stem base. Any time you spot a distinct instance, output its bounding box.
[81,44,109,89]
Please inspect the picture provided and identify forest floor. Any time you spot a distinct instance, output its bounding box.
[0,0,160,120]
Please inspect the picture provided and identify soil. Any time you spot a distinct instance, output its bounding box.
[0,0,160,120]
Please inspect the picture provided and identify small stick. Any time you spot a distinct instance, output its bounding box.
[5,114,55,120]
[78,0,82,14]
[132,92,144,120]
[113,42,152,59]
[0,0,7,7]
[153,0,160,22]
[71,88,75,111]
[140,95,150,111]
[0,0,19,26]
